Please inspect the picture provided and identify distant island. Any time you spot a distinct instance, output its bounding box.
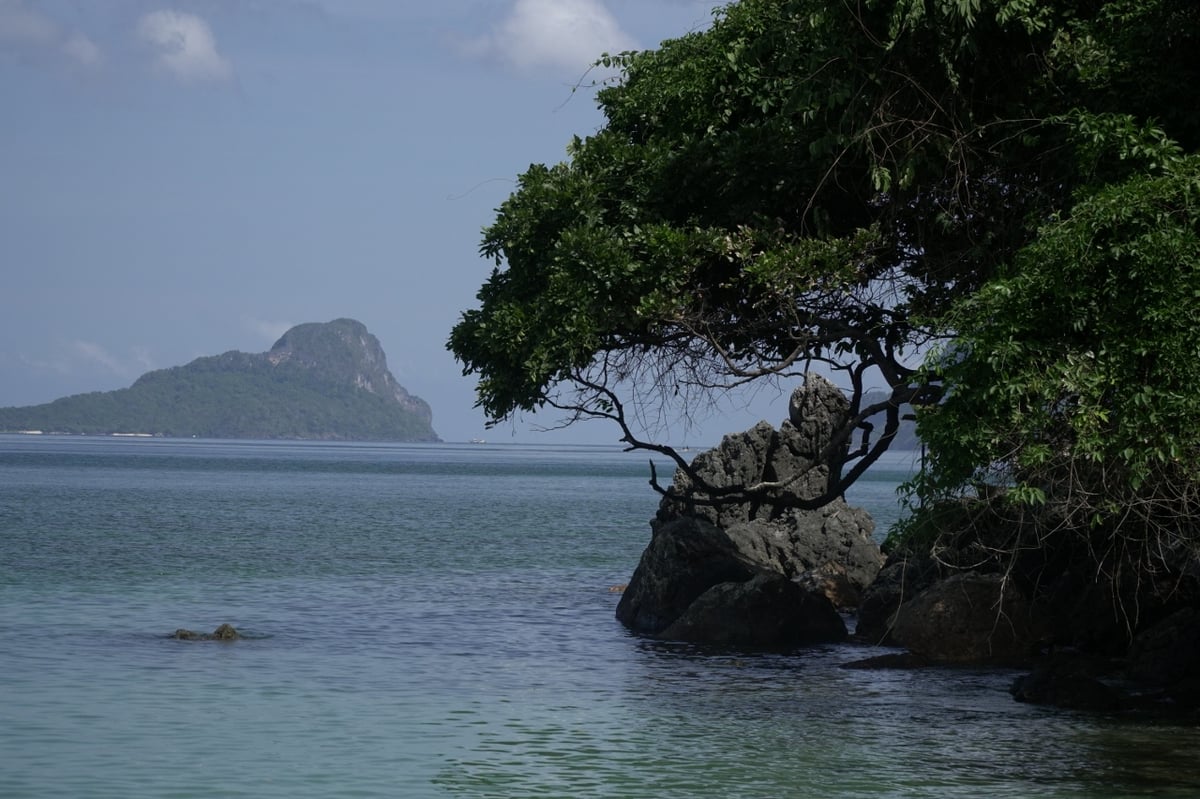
[0,318,440,442]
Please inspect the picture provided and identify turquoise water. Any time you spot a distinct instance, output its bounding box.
[1,436,1197,798]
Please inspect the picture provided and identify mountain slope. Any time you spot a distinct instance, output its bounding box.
[0,318,439,441]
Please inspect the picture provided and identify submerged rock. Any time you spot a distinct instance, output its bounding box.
[840,651,932,670]
[1010,654,1124,712]
[210,623,240,640]
[171,624,242,641]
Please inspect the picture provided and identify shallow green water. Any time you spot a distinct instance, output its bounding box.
[1,436,1196,798]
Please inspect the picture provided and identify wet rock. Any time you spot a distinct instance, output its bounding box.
[616,516,761,636]
[1127,607,1200,686]
[210,623,240,640]
[171,624,241,641]
[1011,654,1124,712]
[616,511,873,642]
[854,554,940,644]
[658,572,846,647]
[888,573,1044,664]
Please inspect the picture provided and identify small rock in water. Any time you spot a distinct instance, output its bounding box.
[170,624,241,641]
[211,623,240,640]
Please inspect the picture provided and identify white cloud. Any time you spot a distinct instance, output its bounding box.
[132,345,155,373]
[71,340,142,378]
[137,10,232,83]
[467,0,637,73]
[61,32,102,68]
[244,317,294,346]
[0,0,103,68]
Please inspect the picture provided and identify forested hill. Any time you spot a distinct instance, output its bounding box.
[0,319,440,441]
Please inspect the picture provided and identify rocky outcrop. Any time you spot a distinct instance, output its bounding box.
[855,554,941,645]
[654,374,883,606]
[885,573,1046,663]
[616,375,883,647]
[172,623,241,641]
[268,318,434,425]
[658,374,854,529]
[858,494,1200,709]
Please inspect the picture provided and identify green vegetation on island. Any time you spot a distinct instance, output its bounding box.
[1,318,439,442]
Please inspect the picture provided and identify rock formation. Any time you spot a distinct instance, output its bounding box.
[616,374,884,647]
[857,496,1200,713]
[172,623,241,641]
[885,573,1044,663]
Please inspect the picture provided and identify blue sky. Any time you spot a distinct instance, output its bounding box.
[1,0,799,445]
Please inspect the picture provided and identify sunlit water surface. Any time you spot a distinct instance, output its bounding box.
[1,437,1197,798]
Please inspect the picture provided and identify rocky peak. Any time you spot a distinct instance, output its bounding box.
[267,318,429,420]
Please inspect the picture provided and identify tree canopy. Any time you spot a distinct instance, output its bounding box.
[449,0,1200,515]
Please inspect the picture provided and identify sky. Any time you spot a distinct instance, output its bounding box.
[1,0,800,445]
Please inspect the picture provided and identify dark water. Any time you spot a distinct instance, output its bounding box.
[1,436,1197,798]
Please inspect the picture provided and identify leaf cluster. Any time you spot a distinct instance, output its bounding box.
[450,0,1200,524]
[450,0,1076,431]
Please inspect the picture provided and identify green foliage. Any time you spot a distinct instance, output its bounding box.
[450,0,1077,433]
[914,152,1200,496]
[450,0,1200,532]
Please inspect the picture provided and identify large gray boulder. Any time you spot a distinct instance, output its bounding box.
[723,504,882,604]
[615,516,761,635]
[615,517,848,645]
[616,375,884,647]
[657,375,854,529]
[652,374,882,605]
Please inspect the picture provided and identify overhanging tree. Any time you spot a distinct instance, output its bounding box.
[449,0,1200,512]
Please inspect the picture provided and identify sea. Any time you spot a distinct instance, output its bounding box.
[1,435,1198,798]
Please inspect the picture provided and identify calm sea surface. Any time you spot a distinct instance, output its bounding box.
[1,436,1197,798]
